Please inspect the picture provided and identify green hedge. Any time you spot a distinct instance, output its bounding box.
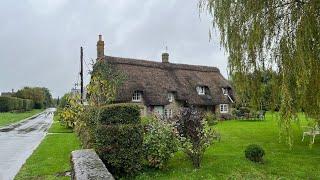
[0,96,34,112]
[98,103,141,124]
[94,103,143,177]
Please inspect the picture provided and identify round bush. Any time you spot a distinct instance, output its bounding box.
[244,144,265,163]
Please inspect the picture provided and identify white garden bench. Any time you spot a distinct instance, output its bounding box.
[302,125,320,144]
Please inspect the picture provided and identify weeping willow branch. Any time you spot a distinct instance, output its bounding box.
[200,0,320,147]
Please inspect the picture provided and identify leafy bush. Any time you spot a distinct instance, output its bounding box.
[142,116,179,169]
[203,112,218,125]
[232,106,251,118]
[232,107,266,120]
[94,104,143,177]
[245,144,265,163]
[0,97,33,112]
[59,94,84,128]
[58,93,72,109]
[176,106,215,168]
[74,106,97,148]
[219,113,233,120]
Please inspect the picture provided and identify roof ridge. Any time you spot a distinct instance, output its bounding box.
[105,56,220,73]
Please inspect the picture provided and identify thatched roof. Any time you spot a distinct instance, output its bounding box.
[104,56,234,106]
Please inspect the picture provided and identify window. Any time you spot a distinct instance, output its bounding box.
[154,106,164,117]
[168,93,174,102]
[132,91,142,102]
[220,104,229,113]
[222,88,228,95]
[164,109,173,119]
[196,86,206,95]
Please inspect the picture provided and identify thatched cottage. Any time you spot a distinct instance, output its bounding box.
[96,35,234,118]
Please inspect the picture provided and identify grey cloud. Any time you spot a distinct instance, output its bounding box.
[0,0,228,97]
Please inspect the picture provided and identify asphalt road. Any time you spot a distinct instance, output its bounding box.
[0,108,55,180]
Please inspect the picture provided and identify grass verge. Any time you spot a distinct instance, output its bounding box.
[0,109,43,127]
[15,115,81,180]
[136,113,320,179]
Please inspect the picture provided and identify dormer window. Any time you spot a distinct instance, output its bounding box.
[168,93,174,102]
[222,88,228,95]
[132,91,142,102]
[196,86,206,95]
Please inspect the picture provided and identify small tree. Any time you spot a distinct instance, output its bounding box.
[59,94,84,128]
[175,106,214,168]
[86,61,125,107]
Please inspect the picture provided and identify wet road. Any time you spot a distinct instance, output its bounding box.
[0,108,55,180]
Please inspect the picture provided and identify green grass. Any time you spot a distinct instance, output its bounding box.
[136,113,320,179]
[0,109,43,127]
[15,115,81,180]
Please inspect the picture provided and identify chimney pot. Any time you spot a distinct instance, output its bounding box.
[162,52,169,63]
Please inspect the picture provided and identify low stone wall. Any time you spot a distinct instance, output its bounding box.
[71,149,114,180]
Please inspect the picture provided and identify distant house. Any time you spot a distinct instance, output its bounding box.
[71,87,87,100]
[1,89,14,97]
[95,35,234,118]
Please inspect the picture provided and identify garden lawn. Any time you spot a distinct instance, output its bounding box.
[136,113,320,179]
[0,109,42,127]
[15,115,81,180]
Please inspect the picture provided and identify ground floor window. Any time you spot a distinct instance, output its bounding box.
[220,104,228,113]
[154,106,164,117]
[164,109,173,119]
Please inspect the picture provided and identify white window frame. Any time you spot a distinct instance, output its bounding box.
[196,86,206,95]
[132,91,142,102]
[220,104,229,113]
[164,109,173,119]
[168,93,174,102]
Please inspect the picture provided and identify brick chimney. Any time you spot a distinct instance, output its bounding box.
[97,34,105,59]
[162,52,169,63]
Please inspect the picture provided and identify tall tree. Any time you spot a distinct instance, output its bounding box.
[14,87,53,109]
[200,0,320,147]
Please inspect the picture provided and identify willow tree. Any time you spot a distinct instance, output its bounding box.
[199,0,320,147]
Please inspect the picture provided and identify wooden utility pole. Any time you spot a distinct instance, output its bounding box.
[80,47,84,104]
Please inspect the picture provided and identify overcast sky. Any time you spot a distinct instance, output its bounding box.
[0,0,228,98]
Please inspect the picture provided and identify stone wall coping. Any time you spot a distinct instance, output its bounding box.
[71,149,114,180]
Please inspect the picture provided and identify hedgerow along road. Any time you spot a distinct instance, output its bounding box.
[0,108,55,180]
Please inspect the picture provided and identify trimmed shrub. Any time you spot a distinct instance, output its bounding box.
[99,103,141,124]
[95,104,143,177]
[142,117,179,169]
[0,96,33,112]
[22,99,34,111]
[0,97,12,112]
[245,144,265,163]
[74,106,97,149]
